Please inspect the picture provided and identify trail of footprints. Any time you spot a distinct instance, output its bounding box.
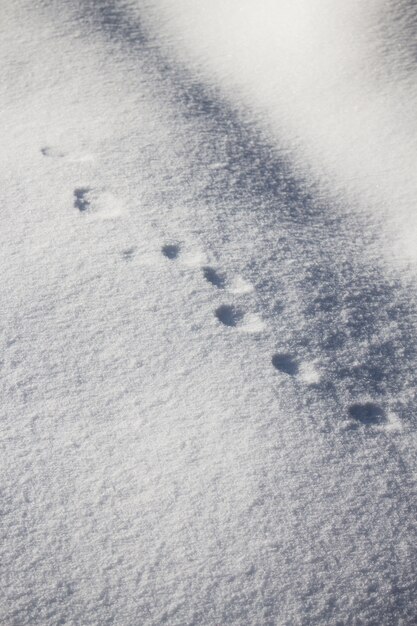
[161,243,263,333]
[161,244,387,427]
[162,243,310,373]
[42,143,385,427]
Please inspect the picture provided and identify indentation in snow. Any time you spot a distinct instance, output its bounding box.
[215,304,244,327]
[74,188,126,219]
[41,146,65,158]
[272,353,299,376]
[348,402,385,425]
[203,266,225,288]
[162,244,180,259]
[41,146,94,162]
[122,247,136,260]
[74,187,91,212]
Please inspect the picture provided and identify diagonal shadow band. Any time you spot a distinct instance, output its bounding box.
[69,0,417,425]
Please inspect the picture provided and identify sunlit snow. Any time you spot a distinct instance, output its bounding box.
[1,1,417,624]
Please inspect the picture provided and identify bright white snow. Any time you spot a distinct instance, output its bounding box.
[141,0,417,266]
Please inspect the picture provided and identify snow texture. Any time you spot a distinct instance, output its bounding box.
[1,1,417,624]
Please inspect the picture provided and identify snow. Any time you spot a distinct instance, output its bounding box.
[1,1,417,625]
[141,0,417,266]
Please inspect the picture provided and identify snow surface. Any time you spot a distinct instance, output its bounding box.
[1,1,417,624]
[141,0,417,266]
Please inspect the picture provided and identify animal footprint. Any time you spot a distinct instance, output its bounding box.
[74,188,125,219]
[348,402,385,425]
[41,146,94,162]
[122,247,136,261]
[214,305,264,333]
[272,354,322,384]
[203,266,226,289]
[41,146,65,158]
[272,353,299,375]
[215,305,244,327]
[162,244,180,260]
[74,187,91,212]
[202,266,254,295]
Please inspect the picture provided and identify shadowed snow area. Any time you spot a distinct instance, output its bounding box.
[271,353,299,376]
[1,1,417,625]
